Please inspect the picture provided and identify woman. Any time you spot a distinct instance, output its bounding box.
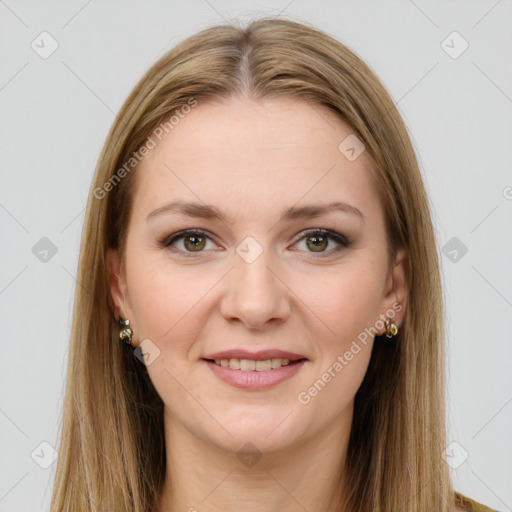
[49,17,498,512]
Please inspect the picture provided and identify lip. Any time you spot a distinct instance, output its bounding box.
[203,349,307,361]
[203,359,307,390]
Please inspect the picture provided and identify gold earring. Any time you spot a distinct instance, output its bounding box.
[119,318,133,347]
[384,318,398,338]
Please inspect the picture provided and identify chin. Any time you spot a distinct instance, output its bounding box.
[207,412,302,454]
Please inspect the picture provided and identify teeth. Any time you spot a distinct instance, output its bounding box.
[213,358,293,371]
[240,359,256,371]
[255,360,271,371]
[228,358,240,369]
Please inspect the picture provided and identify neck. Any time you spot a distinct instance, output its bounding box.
[156,406,353,512]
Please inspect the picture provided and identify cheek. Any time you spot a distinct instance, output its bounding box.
[126,252,220,352]
[125,257,216,413]
[297,264,382,388]
[295,270,379,414]
[305,263,384,346]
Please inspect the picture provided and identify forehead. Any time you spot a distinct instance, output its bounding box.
[133,96,381,225]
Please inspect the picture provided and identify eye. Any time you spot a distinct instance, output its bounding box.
[159,229,218,257]
[292,229,350,257]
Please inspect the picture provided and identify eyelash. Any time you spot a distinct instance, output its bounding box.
[158,228,351,259]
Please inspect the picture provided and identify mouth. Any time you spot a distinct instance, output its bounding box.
[201,356,308,390]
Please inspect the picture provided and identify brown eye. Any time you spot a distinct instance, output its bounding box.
[182,234,206,252]
[293,229,350,257]
[160,229,216,257]
[305,234,329,252]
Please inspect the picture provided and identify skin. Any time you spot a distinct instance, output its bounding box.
[108,96,408,512]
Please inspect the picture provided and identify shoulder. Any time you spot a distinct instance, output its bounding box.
[454,492,500,512]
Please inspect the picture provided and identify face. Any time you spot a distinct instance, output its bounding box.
[108,96,407,455]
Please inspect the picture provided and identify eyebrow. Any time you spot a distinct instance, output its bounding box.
[146,200,365,224]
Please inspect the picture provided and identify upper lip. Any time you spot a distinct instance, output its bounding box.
[203,349,307,361]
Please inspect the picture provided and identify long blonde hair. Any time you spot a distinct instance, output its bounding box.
[50,16,455,511]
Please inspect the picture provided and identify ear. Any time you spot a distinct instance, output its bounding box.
[106,248,129,320]
[378,246,408,334]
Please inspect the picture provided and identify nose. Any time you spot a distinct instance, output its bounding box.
[220,247,291,330]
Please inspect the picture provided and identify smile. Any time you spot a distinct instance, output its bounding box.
[202,358,307,390]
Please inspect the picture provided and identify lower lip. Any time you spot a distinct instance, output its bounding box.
[203,359,307,390]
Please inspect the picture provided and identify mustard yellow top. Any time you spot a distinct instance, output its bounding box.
[456,492,500,512]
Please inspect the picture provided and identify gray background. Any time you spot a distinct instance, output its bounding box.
[1,1,511,510]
